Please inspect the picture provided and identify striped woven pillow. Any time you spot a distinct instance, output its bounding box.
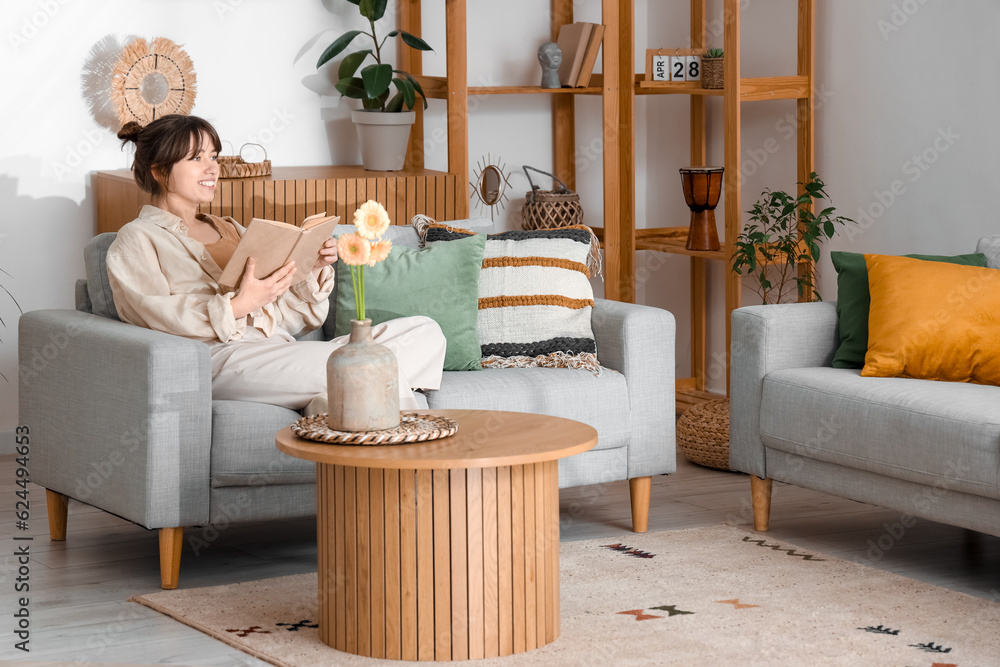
[423,222,601,373]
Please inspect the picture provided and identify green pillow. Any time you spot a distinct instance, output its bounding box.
[334,233,486,371]
[830,251,988,369]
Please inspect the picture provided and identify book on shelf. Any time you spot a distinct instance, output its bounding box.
[574,23,605,87]
[556,22,605,88]
[556,22,593,87]
[218,212,340,290]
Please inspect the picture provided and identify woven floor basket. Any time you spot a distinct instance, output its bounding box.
[676,398,731,470]
[702,58,724,89]
[521,165,584,230]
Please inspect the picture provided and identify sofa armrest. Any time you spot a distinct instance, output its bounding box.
[592,298,676,478]
[20,310,213,528]
[730,302,839,477]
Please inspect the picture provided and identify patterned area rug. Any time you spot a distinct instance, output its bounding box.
[131,525,999,666]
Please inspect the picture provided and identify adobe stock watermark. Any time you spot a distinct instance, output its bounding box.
[877,0,935,41]
[213,0,244,20]
[7,0,72,52]
[51,126,105,182]
[246,108,296,147]
[845,126,960,243]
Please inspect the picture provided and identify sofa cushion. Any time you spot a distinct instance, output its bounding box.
[830,250,987,369]
[333,232,487,371]
[426,367,629,452]
[210,400,315,487]
[862,254,1000,385]
[84,233,121,320]
[759,367,1000,500]
[976,234,1000,268]
[424,224,601,373]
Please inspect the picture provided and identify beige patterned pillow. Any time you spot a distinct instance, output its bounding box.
[423,223,601,373]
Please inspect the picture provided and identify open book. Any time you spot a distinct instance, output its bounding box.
[218,212,340,290]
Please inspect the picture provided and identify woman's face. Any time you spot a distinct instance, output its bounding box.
[162,132,219,209]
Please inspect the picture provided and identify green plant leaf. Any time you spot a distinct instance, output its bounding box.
[396,70,428,109]
[335,76,366,99]
[399,30,433,51]
[392,77,416,109]
[384,92,405,113]
[338,49,372,80]
[317,30,367,68]
[371,0,388,20]
[360,63,393,99]
[358,0,377,20]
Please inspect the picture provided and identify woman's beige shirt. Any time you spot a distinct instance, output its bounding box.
[106,205,334,344]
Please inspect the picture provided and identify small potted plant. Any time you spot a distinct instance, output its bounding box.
[730,172,854,304]
[317,0,433,171]
[701,48,724,89]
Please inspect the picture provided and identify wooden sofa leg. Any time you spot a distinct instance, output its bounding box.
[750,476,773,532]
[629,476,651,533]
[159,527,184,589]
[46,489,69,541]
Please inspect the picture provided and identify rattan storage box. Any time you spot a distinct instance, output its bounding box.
[676,399,731,470]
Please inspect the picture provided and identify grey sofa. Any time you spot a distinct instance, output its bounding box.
[730,236,1000,539]
[21,222,676,588]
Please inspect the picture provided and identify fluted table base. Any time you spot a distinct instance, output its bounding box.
[317,460,560,661]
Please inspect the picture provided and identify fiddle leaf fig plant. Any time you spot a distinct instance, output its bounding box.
[731,172,854,304]
[316,0,432,113]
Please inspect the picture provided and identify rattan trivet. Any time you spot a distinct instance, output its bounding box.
[291,412,458,445]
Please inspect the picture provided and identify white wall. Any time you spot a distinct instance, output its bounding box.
[2,0,999,443]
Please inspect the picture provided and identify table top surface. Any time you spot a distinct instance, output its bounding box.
[276,409,598,470]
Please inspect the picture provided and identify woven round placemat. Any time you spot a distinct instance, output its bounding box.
[677,399,730,470]
[291,412,458,446]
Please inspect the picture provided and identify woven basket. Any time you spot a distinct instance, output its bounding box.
[218,143,271,179]
[520,165,584,230]
[702,58,724,89]
[676,399,731,470]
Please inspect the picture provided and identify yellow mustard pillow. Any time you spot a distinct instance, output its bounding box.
[862,254,1000,385]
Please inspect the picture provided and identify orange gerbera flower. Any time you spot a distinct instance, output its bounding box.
[354,200,390,240]
[336,232,371,266]
[367,239,392,267]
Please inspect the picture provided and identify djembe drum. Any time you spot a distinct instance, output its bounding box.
[679,166,724,251]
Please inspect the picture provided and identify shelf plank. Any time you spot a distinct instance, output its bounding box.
[739,76,810,101]
[636,76,809,100]
[468,86,602,96]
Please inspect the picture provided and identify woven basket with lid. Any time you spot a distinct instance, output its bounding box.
[676,398,731,470]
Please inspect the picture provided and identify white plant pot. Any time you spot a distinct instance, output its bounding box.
[351,109,416,171]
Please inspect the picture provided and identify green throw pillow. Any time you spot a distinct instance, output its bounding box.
[830,251,988,369]
[334,233,486,371]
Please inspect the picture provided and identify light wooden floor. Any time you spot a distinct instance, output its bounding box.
[1,453,998,665]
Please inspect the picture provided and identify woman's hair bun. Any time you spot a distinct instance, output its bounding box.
[117,121,144,143]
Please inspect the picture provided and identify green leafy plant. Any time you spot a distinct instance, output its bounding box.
[316,0,432,113]
[731,172,854,303]
[705,48,724,59]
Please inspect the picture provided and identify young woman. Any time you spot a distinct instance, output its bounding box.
[108,114,446,412]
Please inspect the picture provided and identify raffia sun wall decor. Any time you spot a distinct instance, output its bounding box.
[111,37,197,126]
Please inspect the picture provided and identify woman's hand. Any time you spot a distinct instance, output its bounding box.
[313,237,338,274]
[230,258,296,319]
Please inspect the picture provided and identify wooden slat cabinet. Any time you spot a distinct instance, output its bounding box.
[94,166,460,233]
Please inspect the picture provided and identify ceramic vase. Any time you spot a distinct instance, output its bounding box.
[326,319,400,432]
[351,110,416,171]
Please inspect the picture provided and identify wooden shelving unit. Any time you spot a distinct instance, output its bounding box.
[399,0,815,410]
[630,0,815,411]
[400,0,634,303]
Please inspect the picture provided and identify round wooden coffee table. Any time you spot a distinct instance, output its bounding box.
[276,409,597,662]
